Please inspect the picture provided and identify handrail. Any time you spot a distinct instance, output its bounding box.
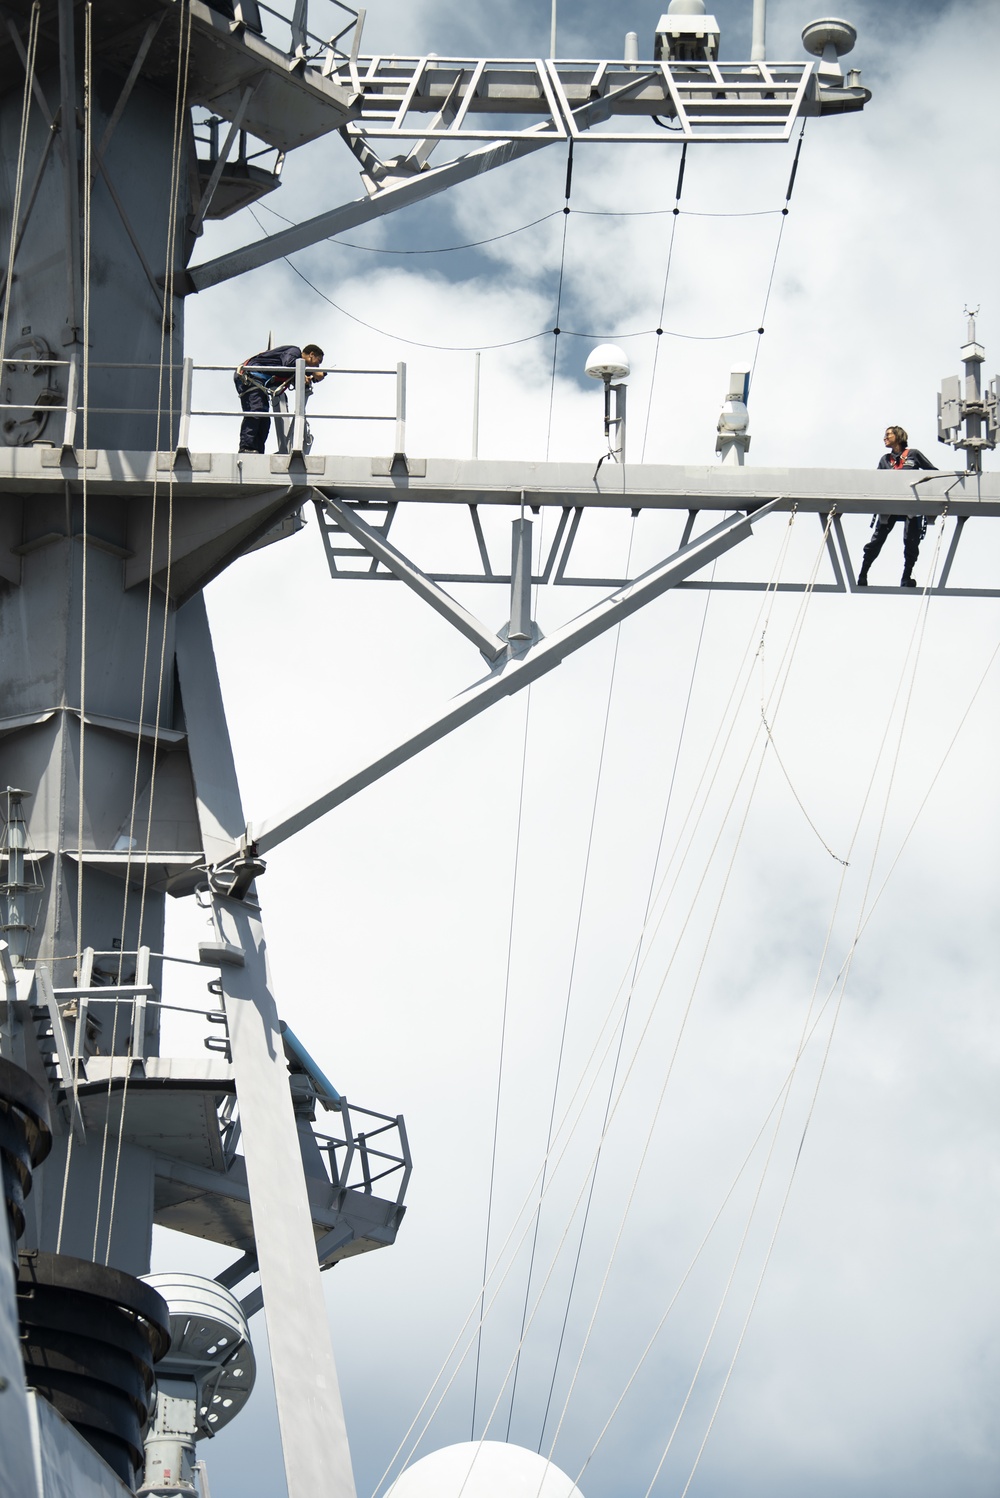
[0,358,404,453]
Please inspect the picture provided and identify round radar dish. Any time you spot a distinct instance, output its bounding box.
[667,0,706,13]
[386,1442,587,1498]
[142,1273,256,1435]
[801,17,857,56]
[585,344,630,381]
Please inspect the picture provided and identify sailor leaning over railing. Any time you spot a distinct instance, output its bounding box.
[234,342,325,453]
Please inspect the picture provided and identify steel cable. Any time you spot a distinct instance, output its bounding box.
[101,0,192,1263]
[372,515,802,1494]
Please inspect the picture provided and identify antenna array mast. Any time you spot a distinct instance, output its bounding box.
[0,5,908,1498]
[938,310,999,473]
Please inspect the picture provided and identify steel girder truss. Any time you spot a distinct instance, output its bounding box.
[315,496,996,599]
[185,46,867,290]
[241,466,996,861]
[334,54,822,146]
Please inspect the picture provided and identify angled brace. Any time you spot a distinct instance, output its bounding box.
[246,500,779,856]
[314,490,506,660]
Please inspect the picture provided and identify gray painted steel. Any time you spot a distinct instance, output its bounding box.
[206,896,358,1498]
[248,504,775,856]
[0,446,991,514]
[0,6,879,1496]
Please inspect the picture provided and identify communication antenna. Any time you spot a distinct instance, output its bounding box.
[937,309,998,473]
[716,369,751,466]
[585,344,631,465]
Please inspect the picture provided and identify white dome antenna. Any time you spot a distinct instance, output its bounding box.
[655,3,721,63]
[585,343,630,381]
[801,17,857,84]
[585,345,630,465]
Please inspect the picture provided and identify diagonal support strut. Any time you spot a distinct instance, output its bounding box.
[244,501,779,857]
[316,491,506,659]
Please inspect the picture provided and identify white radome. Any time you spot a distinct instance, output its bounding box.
[584,343,631,381]
[386,1442,587,1498]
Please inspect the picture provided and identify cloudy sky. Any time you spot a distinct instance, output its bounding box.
[154,3,999,1496]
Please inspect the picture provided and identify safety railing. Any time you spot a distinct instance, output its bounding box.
[315,1098,411,1207]
[0,354,405,457]
[252,0,364,68]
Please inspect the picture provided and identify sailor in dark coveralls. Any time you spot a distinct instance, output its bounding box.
[234,343,325,453]
[857,425,937,588]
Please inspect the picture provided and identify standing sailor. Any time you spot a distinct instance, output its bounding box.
[857,425,936,588]
[235,343,325,453]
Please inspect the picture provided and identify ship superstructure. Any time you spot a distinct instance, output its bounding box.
[0,4,994,1497]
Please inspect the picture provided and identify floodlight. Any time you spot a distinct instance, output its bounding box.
[718,400,749,433]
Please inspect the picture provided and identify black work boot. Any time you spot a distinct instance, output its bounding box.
[857,568,869,588]
[900,572,917,588]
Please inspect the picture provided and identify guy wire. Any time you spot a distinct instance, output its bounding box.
[640,142,686,462]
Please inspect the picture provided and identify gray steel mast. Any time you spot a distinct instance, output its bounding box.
[10,4,974,1497]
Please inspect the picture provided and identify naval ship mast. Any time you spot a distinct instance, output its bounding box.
[0,3,992,1496]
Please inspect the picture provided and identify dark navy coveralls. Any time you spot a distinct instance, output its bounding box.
[858,447,937,587]
[235,345,303,453]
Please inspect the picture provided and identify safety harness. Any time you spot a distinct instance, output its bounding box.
[871,449,927,537]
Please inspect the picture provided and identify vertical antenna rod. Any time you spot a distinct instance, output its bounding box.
[751,0,767,61]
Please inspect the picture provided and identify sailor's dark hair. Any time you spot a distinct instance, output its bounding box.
[303,343,324,360]
[885,424,908,447]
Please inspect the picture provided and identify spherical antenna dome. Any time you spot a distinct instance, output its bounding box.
[666,0,707,14]
[386,1442,587,1498]
[585,344,630,381]
[801,17,857,57]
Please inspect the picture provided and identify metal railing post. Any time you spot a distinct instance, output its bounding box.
[394,360,406,457]
[176,356,193,457]
[61,352,79,453]
[471,350,480,458]
[290,0,308,56]
[291,357,306,454]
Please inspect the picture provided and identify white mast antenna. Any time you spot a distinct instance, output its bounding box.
[751,0,767,61]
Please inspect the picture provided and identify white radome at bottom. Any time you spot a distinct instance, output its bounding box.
[386,1441,586,1498]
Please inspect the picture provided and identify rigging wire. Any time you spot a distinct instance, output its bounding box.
[101,0,192,1263]
[664,520,952,1498]
[374,518,804,1495]
[470,687,534,1441]
[544,141,573,462]
[536,564,715,1451]
[56,2,97,1255]
[639,143,686,462]
[249,192,760,355]
[468,156,580,1366]
[472,491,559,1438]
[485,532,814,1461]
[537,516,813,1473]
[505,512,637,1440]
[0,1,40,366]
[254,198,565,252]
[576,519,954,1492]
[748,122,806,394]
[375,512,805,1490]
[251,198,782,257]
[619,514,844,1495]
